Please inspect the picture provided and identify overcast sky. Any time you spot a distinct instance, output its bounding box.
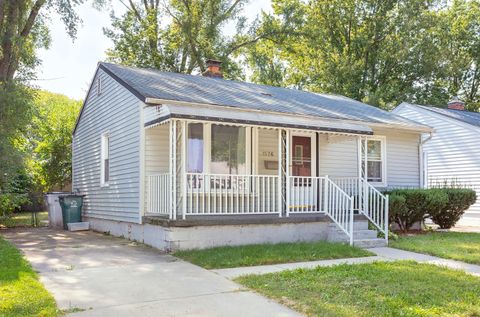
[33,1,272,100]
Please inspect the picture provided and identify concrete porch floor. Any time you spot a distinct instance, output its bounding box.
[1,228,301,317]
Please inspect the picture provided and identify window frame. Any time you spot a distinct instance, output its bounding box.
[361,136,387,187]
[100,132,110,187]
[210,124,248,175]
[185,122,252,192]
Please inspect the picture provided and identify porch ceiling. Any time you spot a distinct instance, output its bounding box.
[146,103,373,135]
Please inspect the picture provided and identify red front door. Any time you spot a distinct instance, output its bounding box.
[292,136,312,178]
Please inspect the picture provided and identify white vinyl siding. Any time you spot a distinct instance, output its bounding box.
[72,68,142,223]
[318,134,358,177]
[257,128,279,175]
[318,131,421,188]
[394,104,480,224]
[145,124,169,175]
[144,104,169,124]
[374,128,421,188]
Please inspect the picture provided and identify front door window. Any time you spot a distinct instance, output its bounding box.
[292,136,311,185]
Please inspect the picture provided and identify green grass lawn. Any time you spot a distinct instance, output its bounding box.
[236,261,480,317]
[0,211,48,228]
[0,237,58,316]
[390,232,480,265]
[173,241,374,269]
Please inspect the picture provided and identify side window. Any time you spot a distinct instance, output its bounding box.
[101,133,110,186]
[361,137,386,185]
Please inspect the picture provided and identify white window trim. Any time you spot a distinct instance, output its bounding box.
[363,135,387,187]
[187,122,251,176]
[100,132,110,187]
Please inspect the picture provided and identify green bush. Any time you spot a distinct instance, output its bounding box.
[430,188,476,229]
[0,192,28,220]
[387,189,448,232]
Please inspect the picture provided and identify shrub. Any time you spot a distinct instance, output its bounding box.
[430,188,476,229]
[0,192,28,219]
[387,189,448,232]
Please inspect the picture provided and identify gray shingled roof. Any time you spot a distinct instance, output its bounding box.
[416,104,480,127]
[100,62,428,129]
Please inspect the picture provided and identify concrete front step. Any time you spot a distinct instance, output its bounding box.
[329,229,378,240]
[353,238,387,248]
[328,220,369,231]
[327,219,387,248]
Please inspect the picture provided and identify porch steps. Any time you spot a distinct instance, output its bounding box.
[327,217,387,248]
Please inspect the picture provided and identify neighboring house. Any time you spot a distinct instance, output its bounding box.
[72,61,432,250]
[394,99,480,227]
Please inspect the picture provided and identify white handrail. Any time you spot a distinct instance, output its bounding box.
[361,178,389,238]
[331,176,389,243]
[324,176,355,245]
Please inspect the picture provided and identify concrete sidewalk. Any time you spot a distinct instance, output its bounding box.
[1,228,301,317]
[213,247,480,279]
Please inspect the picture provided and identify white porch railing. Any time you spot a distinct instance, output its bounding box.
[287,176,354,244]
[329,177,362,211]
[147,173,170,216]
[362,179,389,241]
[146,173,387,245]
[331,177,389,241]
[287,176,325,213]
[185,173,281,216]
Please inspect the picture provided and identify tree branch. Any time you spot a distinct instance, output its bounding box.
[20,0,46,38]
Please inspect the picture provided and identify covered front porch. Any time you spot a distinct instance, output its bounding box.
[143,118,389,245]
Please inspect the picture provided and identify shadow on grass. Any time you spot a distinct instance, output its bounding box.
[0,237,58,316]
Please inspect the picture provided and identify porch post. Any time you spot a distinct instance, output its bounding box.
[169,120,177,220]
[285,129,291,217]
[181,121,187,219]
[277,129,282,217]
[357,136,363,213]
[363,137,368,214]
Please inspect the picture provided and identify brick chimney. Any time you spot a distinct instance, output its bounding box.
[447,96,465,111]
[203,59,223,78]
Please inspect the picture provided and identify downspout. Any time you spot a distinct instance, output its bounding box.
[419,132,433,188]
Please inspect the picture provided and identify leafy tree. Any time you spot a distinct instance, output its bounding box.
[22,90,82,191]
[0,0,87,82]
[0,0,88,216]
[427,0,480,111]
[104,0,265,78]
[244,0,480,110]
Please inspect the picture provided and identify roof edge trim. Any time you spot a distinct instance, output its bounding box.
[144,113,374,136]
[146,97,433,133]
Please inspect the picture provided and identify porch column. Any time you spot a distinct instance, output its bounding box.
[277,129,282,217]
[169,120,177,220]
[181,121,187,219]
[285,129,291,217]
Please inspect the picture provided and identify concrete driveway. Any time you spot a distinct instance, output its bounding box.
[1,228,301,317]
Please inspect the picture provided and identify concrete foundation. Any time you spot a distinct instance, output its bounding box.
[84,216,329,251]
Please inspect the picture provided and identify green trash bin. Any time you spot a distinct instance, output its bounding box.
[59,195,84,230]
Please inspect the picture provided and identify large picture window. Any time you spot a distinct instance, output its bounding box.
[210,125,246,175]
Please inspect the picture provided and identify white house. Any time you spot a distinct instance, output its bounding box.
[394,99,480,227]
[72,61,432,250]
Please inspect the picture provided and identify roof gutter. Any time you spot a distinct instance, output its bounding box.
[144,97,434,133]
